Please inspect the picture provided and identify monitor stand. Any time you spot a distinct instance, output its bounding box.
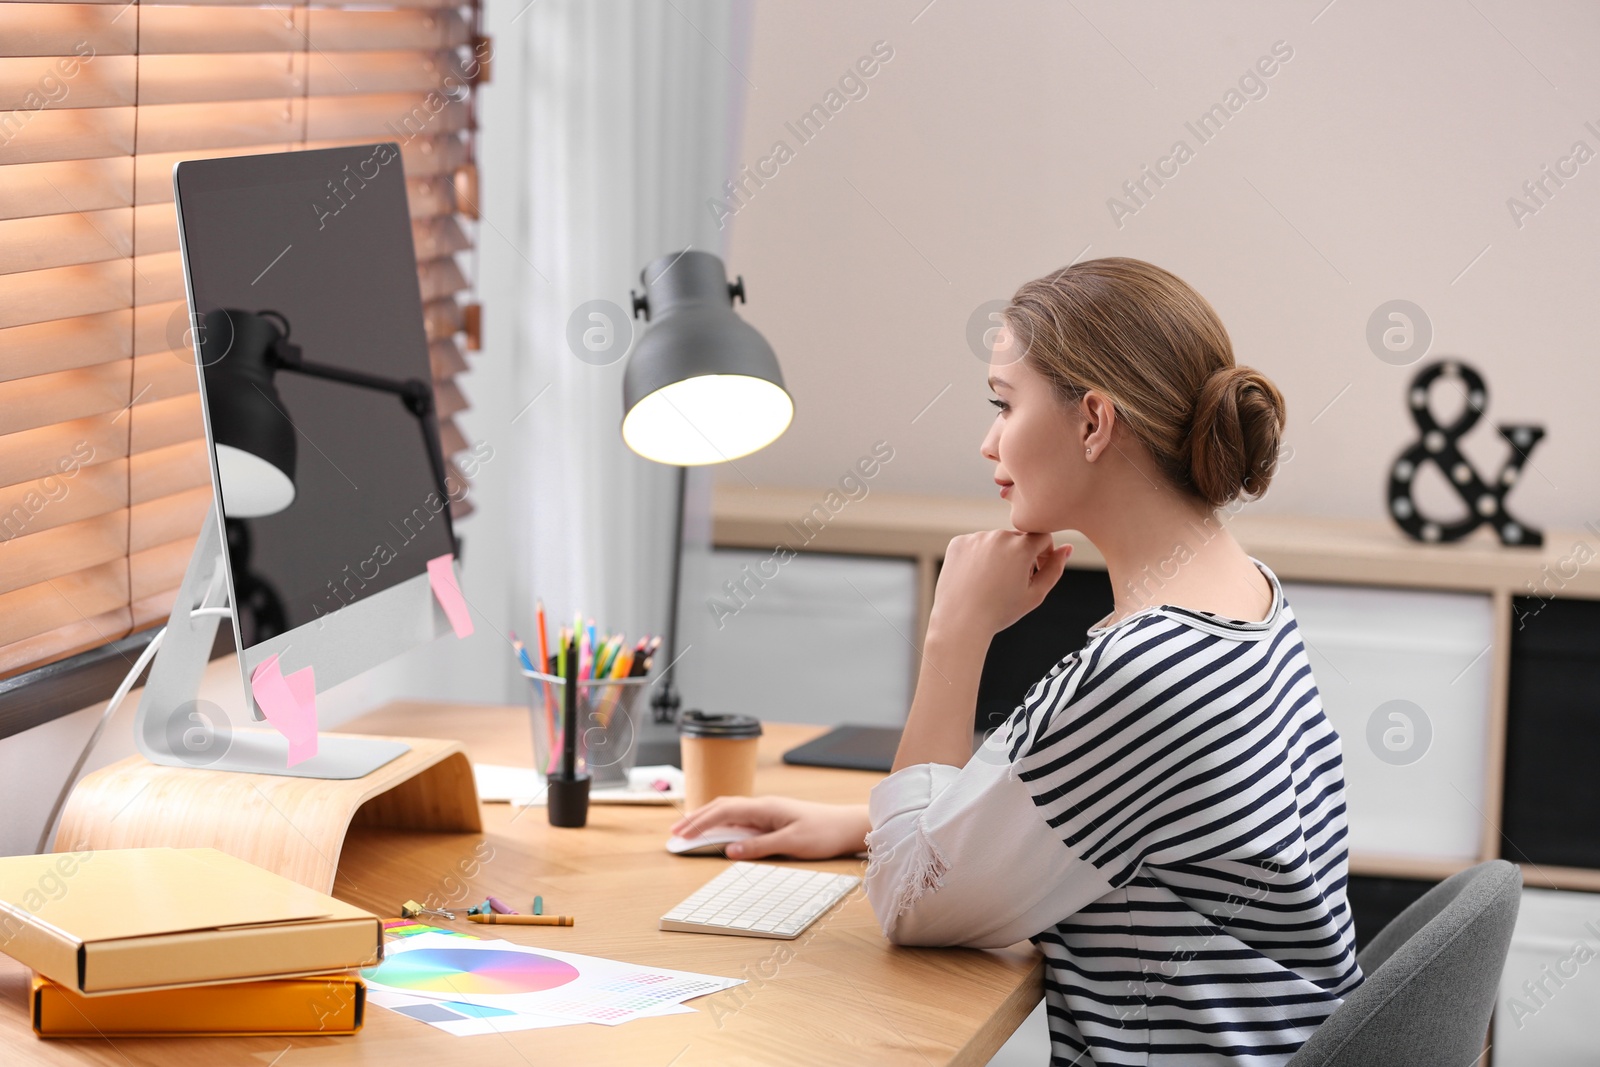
[54,730,481,892]
[133,505,408,779]
[53,509,482,892]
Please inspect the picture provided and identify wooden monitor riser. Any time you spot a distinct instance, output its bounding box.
[53,734,481,893]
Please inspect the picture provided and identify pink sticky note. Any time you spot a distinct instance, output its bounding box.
[251,654,319,767]
[427,553,474,638]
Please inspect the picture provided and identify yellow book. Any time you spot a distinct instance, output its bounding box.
[0,848,382,995]
[32,972,365,1037]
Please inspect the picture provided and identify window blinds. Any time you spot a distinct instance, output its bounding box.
[0,0,486,679]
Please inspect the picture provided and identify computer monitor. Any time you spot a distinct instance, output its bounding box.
[142,142,460,778]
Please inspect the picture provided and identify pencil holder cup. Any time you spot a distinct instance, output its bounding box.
[520,668,651,789]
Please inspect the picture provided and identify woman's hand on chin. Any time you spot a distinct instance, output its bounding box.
[668,797,871,860]
[932,530,1073,638]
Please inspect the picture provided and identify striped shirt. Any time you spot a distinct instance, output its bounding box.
[864,557,1362,1065]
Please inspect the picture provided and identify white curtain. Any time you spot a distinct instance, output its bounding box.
[514,2,751,682]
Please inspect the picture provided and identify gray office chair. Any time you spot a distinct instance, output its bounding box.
[1288,859,1522,1066]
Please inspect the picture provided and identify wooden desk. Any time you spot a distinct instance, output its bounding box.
[0,703,1042,1066]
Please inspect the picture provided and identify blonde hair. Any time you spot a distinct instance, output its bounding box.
[1003,257,1286,509]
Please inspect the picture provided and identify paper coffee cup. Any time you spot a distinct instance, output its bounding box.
[678,710,763,813]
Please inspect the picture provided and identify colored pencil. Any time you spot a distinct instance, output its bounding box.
[535,601,557,768]
[536,601,552,679]
[509,632,534,673]
[582,614,595,681]
[595,643,633,727]
[591,635,612,680]
[554,625,571,774]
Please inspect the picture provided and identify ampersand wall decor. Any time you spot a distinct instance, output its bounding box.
[1387,359,1544,546]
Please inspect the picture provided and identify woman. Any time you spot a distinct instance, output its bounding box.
[670,257,1362,1066]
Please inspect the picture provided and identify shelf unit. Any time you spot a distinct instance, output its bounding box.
[711,485,1600,893]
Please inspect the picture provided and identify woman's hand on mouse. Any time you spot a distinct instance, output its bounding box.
[931,530,1072,639]
[669,798,871,860]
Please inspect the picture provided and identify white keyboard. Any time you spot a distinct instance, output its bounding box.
[660,862,861,939]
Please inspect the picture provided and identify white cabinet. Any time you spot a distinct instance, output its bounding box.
[1281,581,1495,863]
[675,548,917,727]
[1492,887,1600,1066]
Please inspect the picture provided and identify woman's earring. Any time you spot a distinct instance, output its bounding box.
[1085,448,1093,460]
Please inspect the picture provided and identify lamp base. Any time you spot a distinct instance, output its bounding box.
[546,774,591,828]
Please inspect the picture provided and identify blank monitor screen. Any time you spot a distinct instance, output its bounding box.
[173,143,453,650]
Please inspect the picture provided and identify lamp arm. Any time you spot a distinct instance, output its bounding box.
[276,356,415,401]
[412,400,460,557]
[650,465,686,724]
[275,358,459,556]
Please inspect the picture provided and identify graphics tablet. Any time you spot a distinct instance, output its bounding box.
[781,725,902,773]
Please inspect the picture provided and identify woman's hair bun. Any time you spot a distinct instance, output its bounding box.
[1005,257,1290,511]
[1186,365,1286,509]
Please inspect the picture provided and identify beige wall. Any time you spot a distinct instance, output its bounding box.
[720,0,1600,531]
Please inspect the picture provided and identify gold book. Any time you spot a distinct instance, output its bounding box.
[0,848,382,995]
[33,972,365,1037]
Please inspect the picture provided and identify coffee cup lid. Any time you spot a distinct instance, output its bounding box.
[677,709,763,739]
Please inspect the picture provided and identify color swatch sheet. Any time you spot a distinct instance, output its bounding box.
[367,991,692,1037]
[361,932,742,1027]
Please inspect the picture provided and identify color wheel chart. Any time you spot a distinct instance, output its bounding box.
[360,932,745,1029]
[363,946,580,996]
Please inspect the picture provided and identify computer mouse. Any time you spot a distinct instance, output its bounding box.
[665,826,759,856]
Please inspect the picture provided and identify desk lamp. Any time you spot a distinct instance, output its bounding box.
[622,250,792,728]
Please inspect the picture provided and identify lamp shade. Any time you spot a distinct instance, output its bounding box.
[200,308,298,517]
[621,251,792,466]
